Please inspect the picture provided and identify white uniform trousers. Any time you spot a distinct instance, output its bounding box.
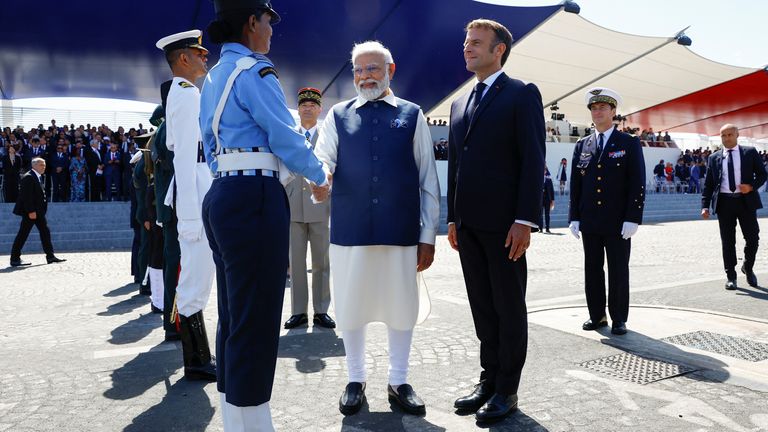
[177,234,216,317]
[148,267,164,310]
[220,393,274,432]
[343,325,414,386]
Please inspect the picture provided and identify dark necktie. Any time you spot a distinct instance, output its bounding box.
[727,149,736,192]
[305,131,311,140]
[466,82,487,121]
[597,133,604,155]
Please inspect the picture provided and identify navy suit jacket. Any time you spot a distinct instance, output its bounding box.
[702,146,766,214]
[447,72,546,232]
[568,128,646,236]
[13,171,47,217]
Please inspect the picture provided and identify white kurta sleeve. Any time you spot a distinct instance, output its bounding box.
[413,110,440,245]
[314,109,339,176]
[169,86,204,221]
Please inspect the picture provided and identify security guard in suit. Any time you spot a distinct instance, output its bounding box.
[284,87,335,330]
[199,1,329,429]
[156,29,217,382]
[149,95,182,342]
[568,88,645,336]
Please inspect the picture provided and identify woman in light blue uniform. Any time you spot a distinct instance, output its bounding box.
[200,1,328,430]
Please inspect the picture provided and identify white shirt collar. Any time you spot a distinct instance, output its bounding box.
[300,125,318,137]
[475,68,504,88]
[594,125,615,144]
[32,170,43,180]
[353,90,398,109]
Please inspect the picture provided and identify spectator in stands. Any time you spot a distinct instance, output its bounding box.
[664,162,674,182]
[2,145,22,202]
[689,161,701,194]
[24,137,44,171]
[121,142,136,201]
[104,141,122,201]
[84,139,105,201]
[682,149,692,164]
[546,127,555,142]
[674,158,689,193]
[555,158,568,195]
[69,145,87,202]
[653,159,665,192]
[50,142,70,202]
[663,131,671,142]
[647,128,655,142]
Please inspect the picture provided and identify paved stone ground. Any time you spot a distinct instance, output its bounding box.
[2,218,768,431]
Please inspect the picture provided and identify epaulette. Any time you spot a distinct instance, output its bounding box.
[259,66,278,79]
[179,81,195,88]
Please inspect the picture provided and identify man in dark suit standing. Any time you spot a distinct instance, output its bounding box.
[447,18,545,423]
[568,88,645,336]
[50,142,70,202]
[10,158,65,267]
[541,167,555,233]
[702,124,766,289]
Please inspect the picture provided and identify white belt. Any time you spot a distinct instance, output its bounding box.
[215,152,280,173]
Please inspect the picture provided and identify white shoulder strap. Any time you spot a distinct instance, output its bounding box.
[212,57,259,156]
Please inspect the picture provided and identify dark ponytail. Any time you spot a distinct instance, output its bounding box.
[207,9,266,44]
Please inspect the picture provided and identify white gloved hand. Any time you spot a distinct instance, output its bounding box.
[621,221,639,240]
[178,218,204,241]
[569,221,580,239]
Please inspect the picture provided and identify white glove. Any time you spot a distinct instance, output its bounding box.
[621,222,639,240]
[569,221,580,239]
[178,218,204,241]
[155,220,163,228]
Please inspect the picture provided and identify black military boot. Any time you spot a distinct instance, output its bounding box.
[179,311,217,382]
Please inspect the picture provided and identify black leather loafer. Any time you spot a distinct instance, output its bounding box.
[47,256,66,264]
[582,317,608,331]
[284,314,308,329]
[725,279,737,290]
[454,380,494,412]
[475,393,518,423]
[339,382,366,415]
[388,384,426,415]
[611,321,627,335]
[741,266,758,287]
[313,313,336,329]
[10,260,31,267]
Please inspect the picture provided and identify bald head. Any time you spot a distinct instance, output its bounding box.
[720,124,739,149]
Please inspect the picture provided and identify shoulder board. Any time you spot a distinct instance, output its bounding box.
[179,81,195,88]
[259,67,278,79]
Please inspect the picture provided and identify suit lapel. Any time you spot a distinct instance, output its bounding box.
[739,146,748,183]
[464,73,509,142]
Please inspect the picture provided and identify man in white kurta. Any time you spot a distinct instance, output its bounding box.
[314,41,440,416]
[157,29,217,381]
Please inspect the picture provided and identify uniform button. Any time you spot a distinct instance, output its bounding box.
[372,176,378,182]
[463,146,468,151]
[372,155,379,161]
[640,193,644,196]
[372,198,379,204]
[597,164,602,169]
[617,163,621,166]
[302,187,307,191]
[597,201,602,205]
[373,103,379,108]
[597,176,602,180]
[373,136,379,142]
[597,189,601,193]
[372,119,379,125]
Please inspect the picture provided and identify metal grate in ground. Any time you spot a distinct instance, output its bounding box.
[661,331,768,362]
[579,352,696,385]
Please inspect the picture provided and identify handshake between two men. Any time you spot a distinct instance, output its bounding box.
[310,172,332,203]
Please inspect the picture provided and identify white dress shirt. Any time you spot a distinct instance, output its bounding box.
[720,145,742,193]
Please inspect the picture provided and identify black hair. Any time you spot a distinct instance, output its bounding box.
[207,9,266,44]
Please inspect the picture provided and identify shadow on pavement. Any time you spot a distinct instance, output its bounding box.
[0,263,46,273]
[734,284,768,300]
[104,282,140,298]
[103,343,181,401]
[123,377,214,432]
[341,402,447,432]
[278,329,345,373]
[108,312,163,345]
[98,294,148,317]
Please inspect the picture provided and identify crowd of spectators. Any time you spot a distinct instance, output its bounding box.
[0,120,150,203]
[652,148,768,194]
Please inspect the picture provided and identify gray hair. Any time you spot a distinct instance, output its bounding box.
[31,157,46,167]
[351,41,394,65]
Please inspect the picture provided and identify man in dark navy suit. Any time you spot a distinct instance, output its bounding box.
[447,18,545,423]
[568,87,645,337]
[702,124,766,289]
[541,167,555,233]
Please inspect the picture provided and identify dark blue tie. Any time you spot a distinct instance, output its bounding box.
[727,149,736,192]
[466,82,487,121]
[597,133,604,155]
[305,131,311,140]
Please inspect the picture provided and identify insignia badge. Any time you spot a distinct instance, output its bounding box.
[259,67,278,79]
[590,89,602,95]
[179,81,195,88]
[390,118,409,129]
[580,169,586,176]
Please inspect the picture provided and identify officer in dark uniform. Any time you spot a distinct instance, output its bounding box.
[149,95,181,341]
[132,132,154,295]
[568,87,645,336]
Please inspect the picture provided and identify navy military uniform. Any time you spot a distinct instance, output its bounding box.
[199,0,326,427]
[569,88,645,334]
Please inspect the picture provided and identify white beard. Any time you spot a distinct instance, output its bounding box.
[355,70,391,101]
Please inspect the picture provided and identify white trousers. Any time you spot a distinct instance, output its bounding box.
[148,267,164,310]
[177,236,215,317]
[343,325,413,386]
[220,393,274,432]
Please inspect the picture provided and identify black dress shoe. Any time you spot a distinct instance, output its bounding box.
[10,260,31,267]
[545,229,551,233]
[582,317,608,331]
[284,313,308,329]
[388,384,426,415]
[339,382,366,415]
[741,266,758,287]
[725,279,737,290]
[46,256,66,264]
[454,380,494,412]
[611,322,627,335]
[151,304,163,314]
[475,393,518,423]
[313,313,336,329]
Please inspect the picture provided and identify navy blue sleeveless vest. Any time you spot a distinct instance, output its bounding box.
[330,97,421,246]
